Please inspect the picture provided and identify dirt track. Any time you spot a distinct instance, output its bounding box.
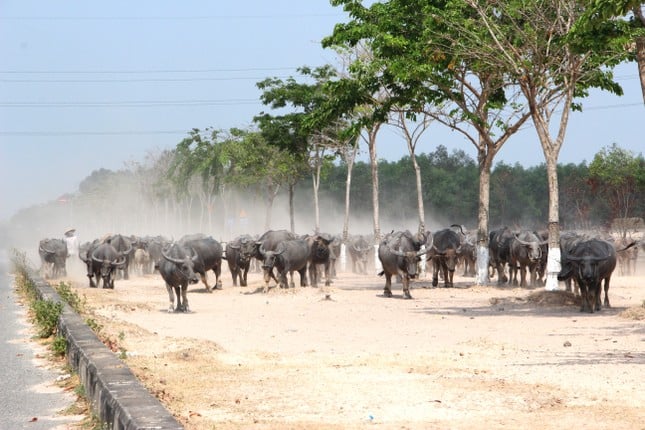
[63,264,645,430]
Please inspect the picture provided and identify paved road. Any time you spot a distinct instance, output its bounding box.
[0,249,80,429]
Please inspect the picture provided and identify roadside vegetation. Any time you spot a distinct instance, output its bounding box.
[10,250,107,430]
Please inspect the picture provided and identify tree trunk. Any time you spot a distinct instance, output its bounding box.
[476,150,492,285]
[312,169,321,234]
[289,182,295,234]
[342,146,358,273]
[544,154,561,291]
[367,124,381,244]
[636,35,645,104]
[411,152,426,235]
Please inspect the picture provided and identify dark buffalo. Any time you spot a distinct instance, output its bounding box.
[305,233,333,288]
[428,228,462,288]
[458,234,477,277]
[557,238,635,313]
[106,234,134,280]
[508,230,548,287]
[558,231,588,294]
[615,236,638,276]
[225,234,256,287]
[254,230,297,286]
[328,235,342,278]
[489,226,515,283]
[38,238,68,279]
[158,243,200,312]
[260,238,310,292]
[82,243,126,289]
[145,235,169,273]
[179,235,224,291]
[378,230,428,299]
[348,234,372,275]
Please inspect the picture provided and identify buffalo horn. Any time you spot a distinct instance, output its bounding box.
[161,247,186,265]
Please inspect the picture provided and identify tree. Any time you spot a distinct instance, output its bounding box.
[468,0,628,289]
[256,65,346,233]
[324,0,532,283]
[589,143,645,234]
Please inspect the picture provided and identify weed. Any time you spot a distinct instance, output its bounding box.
[55,281,86,313]
[31,299,63,338]
[52,335,67,357]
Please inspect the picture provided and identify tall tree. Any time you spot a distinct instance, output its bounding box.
[468,0,628,289]
[324,0,532,283]
[256,65,344,233]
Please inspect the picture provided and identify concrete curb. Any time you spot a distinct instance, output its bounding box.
[29,270,184,430]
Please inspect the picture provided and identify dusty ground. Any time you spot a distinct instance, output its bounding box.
[61,260,645,430]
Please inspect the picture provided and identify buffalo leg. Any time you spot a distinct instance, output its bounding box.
[431,259,439,287]
[165,284,175,313]
[199,273,212,293]
[602,278,611,308]
[213,266,222,290]
[447,269,454,288]
[383,274,393,297]
[402,276,412,299]
[180,285,189,312]
[241,265,249,287]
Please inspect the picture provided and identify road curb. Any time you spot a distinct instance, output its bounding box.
[28,270,184,430]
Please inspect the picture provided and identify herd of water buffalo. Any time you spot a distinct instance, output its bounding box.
[37,225,640,314]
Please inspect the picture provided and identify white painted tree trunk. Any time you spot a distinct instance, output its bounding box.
[544,246,561,291]
[476,244,489,285]
[340,243,347,273]
[374,244,382,274]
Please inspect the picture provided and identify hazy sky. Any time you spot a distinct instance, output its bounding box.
[1,1,643,222]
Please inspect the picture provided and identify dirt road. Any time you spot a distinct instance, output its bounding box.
[65,266,645,429]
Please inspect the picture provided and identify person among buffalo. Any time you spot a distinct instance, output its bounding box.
[63,228,81,277]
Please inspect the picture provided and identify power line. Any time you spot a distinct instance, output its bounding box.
[0,14,343,21]
[0,67,298,74]
[0,98,260,108]
[0,130,189,137]
[0,76,290,83]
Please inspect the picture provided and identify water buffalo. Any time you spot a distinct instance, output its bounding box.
[489,226,515,283]
[254,230,297,287]
[508,230,548,287]
[38,238,68,279]
[158,243,200,312]
[82,243,126,289]
[557,238,634,313]
[305,233,333,288]
[558,231,588,294]
[225,234,256,287]
[378,230,428,299]
[260,238,310,292]
[348,234,372,275]
[106,234,134,280]
[179,235,224,291]
[428,228,462,288]
[458,235,477,277]
[328,235,342,278]
[133,247,151,277]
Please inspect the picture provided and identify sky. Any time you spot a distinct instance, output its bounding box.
[1,1,643,222]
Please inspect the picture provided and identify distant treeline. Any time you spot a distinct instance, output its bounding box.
[314,145,643,231]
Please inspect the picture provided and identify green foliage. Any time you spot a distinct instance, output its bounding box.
[31,299,63,338]
[54,282,85,314]
[52,336,67,357]
[588,143,645,220]
[85,318,103,335]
